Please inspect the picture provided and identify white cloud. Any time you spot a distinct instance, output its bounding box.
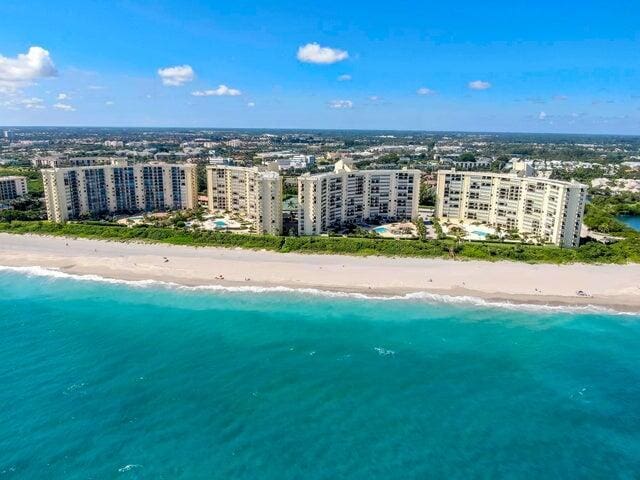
[1,96,45,110]
[369,95,381,101]
[417,87,435,96]
[297,43,349,64]
[337,74,352,81]
[247,102,255,107]
[56,92,69,100]
[538,111,547,120]
[0,46,57,93]
[468,80,491,90]
[53,102,75,111]
[105,100,115,106]
[157,65,194,86]
[21,97,45,109]
[328,99,353,109]
[191,85,242,97]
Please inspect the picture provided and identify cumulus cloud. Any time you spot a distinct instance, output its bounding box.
[538,111,547,120]
[105,100,115,106]
[247,101,255,107]
[417,87,435,96]
[56,92,69,100]
[157,65,194,86]
[297,43,349,64]
[53,102,75,111]
[468,80,491,90]
[0,46,57,93]
[191,85,242,97]
[337,74,352,81]
[328,99,353,109]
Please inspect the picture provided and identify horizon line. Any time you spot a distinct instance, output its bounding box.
[1,125,639,138]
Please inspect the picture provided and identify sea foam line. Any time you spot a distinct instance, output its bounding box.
[0,264,637,316]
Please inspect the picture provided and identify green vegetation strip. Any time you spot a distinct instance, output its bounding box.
[1,220,639,264]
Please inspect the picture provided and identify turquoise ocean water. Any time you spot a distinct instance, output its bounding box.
[1,267,639,479]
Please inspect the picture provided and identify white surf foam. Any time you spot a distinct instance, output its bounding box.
[118,464,142,473]
[0,264,637,316]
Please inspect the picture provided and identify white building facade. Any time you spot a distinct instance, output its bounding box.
[0,176,28,202]
[435,170,587,247]
[42,163,198,222]
[206,165,283,235]
[297,161,421,235]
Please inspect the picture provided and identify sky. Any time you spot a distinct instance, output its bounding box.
[0,0,639,134]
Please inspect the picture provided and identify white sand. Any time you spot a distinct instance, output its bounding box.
[1,233,640,312]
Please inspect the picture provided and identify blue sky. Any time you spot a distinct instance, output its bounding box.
[0,0,639,133]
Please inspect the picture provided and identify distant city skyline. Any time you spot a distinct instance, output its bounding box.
[0,0,639,134]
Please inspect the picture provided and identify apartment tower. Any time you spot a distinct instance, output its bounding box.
[42,163,198,222]
[0,176,28,202]
[206,165,283,235]
[297,160,421,235]
[435,170,586,247]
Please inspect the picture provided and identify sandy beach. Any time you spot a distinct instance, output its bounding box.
[1,232,640,312]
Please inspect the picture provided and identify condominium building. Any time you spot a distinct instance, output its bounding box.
[0,176,28,202]
[435,170,587,247]
[297,160,420,235]
[206,165,283,235]
[32,156,113,168]
[42,163,198,222]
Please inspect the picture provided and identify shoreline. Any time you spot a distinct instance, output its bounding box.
[1,233,640,313]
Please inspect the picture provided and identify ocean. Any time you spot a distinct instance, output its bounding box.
[1,267,639,479]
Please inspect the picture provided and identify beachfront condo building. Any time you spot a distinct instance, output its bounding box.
[0,176,28,202]
[206,165,283,235]
[42,163,198,222]
[297,160,421,235]
[435,170,587,247]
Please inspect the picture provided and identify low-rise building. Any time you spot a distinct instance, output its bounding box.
[439,155,492,170]
[274,155,315,170]
[591,178,640,193]
[42,163,197,222]
[297,160,420,235]
[208,156,235,166]
[435,170,586,247]
[0,176,28,202]
[206,165,283,235]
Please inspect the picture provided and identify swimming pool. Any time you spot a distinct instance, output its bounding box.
[618,215,640,231]
[373,226,389,234]
[214,220,229,228]
[471,230,488,239]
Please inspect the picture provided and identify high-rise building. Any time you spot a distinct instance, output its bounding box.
[297,160,420,235]
[0,176,28,202]
[42,163,197,222]
[2,130,15,142]
[32,156,113,168]
[206,165,283,235]
[435,170,587,247]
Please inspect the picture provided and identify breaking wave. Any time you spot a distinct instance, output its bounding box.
[0,264,637,316]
